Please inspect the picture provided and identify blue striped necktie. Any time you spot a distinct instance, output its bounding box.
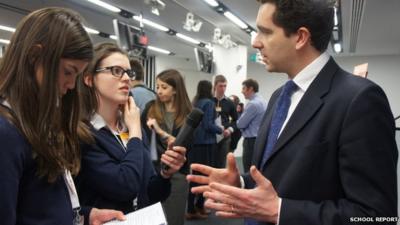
[260,80,298,168]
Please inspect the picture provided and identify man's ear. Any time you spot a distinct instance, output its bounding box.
[295,27,311,50]
[84,75,93,87]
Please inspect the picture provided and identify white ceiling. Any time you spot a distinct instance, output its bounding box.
[0,0,399,59]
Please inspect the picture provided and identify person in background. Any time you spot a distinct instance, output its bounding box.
[0,7,124,225]
[186,80,223,220]
[228,95,242,153]
[237,78,267,172]
[76,43,186,214]
[187,0,398,224]
[129,58,156,114]
[213,75,238,168]
[142,69,192,225]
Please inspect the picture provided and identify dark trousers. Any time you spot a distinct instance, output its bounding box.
[212,137,230,168]
[162,173,188,225]
[187,144,213,213]
[242,137,256,173]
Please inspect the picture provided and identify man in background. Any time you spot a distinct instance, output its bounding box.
[213,75,238,168]
[129,58,156,114]
[237,78,267,172]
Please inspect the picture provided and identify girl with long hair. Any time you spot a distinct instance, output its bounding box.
[142,69,192,225]
[0,8,123,225]
[76,43,186,214]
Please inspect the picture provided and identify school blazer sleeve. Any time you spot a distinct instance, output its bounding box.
[0,119,27,225]
[80,137,146,202]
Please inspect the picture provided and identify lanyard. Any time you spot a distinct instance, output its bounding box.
[63,170,84,225]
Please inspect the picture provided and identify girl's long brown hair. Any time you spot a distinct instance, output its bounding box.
[147,69,192,128]
[0,7,93,182]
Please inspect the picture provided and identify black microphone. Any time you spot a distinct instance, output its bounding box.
[162,108,204,171]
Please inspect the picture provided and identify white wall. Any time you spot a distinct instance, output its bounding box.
[213,45,248,100]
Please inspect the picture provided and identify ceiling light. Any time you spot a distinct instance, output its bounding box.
[84,26,100,34]
[133,16,169,32]
[334,7,338,26]
[110,35,117,40]
[0,25,16,32]
[334,43,342,53]
[86,0,121,13]
[0,39,10,44]
[148,45,171,54]
[176,33,200,45]
[203,0,219,7]
[223,11,248,29]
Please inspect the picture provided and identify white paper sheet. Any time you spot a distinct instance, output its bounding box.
[103,202,167,225]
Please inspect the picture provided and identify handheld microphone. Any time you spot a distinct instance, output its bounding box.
[162,108,204,171]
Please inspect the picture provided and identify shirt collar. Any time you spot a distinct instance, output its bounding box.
[90,113,128,133]
[248,93,258,100]
[90,113,107,131]
[215,95,228,101]
[292,52,330,92]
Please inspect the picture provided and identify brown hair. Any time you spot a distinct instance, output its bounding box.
[0,7,93,182]
[78,42,128,122]
[147,69,191,128]
[242,78,259,93]
[213,74,227,86]
[193,80,213,105]
[130,58,144,81]
[257,0,335,52]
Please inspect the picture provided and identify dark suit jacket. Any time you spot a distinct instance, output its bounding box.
[244,58,398,225]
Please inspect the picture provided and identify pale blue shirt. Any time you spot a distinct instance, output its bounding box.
[237,93,267,138]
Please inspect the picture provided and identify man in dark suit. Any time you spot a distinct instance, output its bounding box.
[187,0,398,224]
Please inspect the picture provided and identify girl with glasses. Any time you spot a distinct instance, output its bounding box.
[76,42,186,214]
[0,8,124,225]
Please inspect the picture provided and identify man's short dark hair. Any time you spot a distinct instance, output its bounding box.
[258,0,335,52]
[242,78,259,93]
[130,58,144,81]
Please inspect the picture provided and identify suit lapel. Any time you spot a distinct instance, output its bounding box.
[261,58,339,168]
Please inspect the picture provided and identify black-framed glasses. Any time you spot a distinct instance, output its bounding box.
[95,66,136,80]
